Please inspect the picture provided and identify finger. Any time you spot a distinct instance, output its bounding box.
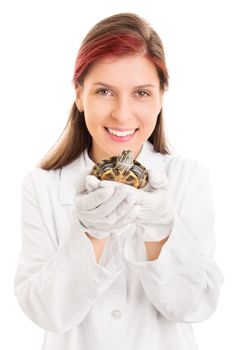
[114,192,137,218]
[114,204,141,227]
[81,204,141,230]
[89,186,131,218]
[87,177,122,192]
[76,186,114,210]
[125,188,138,206]
[99,180,122,188]
[99,183,137,219]
[97,194,139,227]
[80,185,130,219]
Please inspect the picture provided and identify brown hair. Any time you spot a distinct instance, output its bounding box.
[39,13,172,170]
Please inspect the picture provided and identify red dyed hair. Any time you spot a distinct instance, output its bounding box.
[73,34,145,85]
[73,23,169,91]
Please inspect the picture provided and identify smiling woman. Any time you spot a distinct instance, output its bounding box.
[38,13,170,170]
[14,12,223,350]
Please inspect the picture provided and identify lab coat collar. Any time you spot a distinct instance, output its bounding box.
[59,141,166,205]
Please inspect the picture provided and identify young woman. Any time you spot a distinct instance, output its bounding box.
[14,12,223,350]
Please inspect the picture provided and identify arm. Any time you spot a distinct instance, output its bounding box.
[85,233,109,263]
[14,173,124,334]
[124,163,224,322]
[144,237,168,261]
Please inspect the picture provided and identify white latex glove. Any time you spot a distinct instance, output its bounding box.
[134,169,175,241]
[73,168,140,239]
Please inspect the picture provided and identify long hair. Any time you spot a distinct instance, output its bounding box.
[39,13,172,170]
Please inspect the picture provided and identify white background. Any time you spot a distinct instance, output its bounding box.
[0,0,232,349]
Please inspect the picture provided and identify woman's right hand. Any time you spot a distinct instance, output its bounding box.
[73,169,140,239]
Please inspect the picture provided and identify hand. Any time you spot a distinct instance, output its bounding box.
[73,170,140,239]
[134,169,175,241]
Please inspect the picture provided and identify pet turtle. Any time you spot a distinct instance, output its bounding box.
[91,150,148,189]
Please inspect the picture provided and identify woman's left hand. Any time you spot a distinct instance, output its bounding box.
[134,169,175,241]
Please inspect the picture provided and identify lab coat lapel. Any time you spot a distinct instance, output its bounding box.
[59,154,86,206]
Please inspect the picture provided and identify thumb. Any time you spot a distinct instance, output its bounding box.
[85,175,101,192]
[74,166,93,194]
[148,168,168,190]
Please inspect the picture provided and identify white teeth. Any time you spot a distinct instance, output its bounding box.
[107,128,136,137]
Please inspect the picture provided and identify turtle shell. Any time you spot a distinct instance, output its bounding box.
[91,150,148,189]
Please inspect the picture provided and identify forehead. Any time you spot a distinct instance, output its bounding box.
[84,54,160,87]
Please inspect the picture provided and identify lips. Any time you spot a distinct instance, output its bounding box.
[104,127,138,142]
[107,127,137,137]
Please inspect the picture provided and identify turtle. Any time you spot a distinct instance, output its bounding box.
[91,150,148,189]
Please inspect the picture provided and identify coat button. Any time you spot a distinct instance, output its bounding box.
[111,309,122,319]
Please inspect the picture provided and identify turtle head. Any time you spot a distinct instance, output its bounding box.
[115,150,133,173]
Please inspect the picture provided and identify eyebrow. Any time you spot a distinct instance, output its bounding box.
[93,82,156,89]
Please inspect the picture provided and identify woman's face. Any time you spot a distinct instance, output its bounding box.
[76,54,163,162]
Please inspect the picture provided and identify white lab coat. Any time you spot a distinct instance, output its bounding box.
[14,141,223,350]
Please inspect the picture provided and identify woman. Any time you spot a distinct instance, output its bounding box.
[14,12,223,350]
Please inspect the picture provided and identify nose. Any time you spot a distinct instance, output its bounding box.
[111,96,133,124]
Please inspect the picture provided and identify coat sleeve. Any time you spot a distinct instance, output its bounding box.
[14,172,124,334]
[124,162,224,322]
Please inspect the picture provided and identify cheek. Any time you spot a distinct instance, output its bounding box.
[137,97,161,113]
[144,117,158,133]
[84,96,111,117]
[83,106,105,133]
[137,104,159,124]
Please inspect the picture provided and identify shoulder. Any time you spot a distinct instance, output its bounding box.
[162,153,210,182]
[20,167,62,203]
[160,153,212,202]
[21,154,84,202]
[22,166,61,190]
[143,141,209,183]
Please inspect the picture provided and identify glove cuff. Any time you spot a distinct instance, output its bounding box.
[137,221,174,242]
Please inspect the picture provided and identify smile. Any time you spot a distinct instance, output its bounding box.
[107,128,138,137]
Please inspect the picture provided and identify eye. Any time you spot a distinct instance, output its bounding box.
[136,90,150,97]
[96,88,112,96]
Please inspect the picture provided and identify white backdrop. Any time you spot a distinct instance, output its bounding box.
[0,0,232,349]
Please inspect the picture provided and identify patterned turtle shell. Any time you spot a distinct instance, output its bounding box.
[91,150,148,189]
